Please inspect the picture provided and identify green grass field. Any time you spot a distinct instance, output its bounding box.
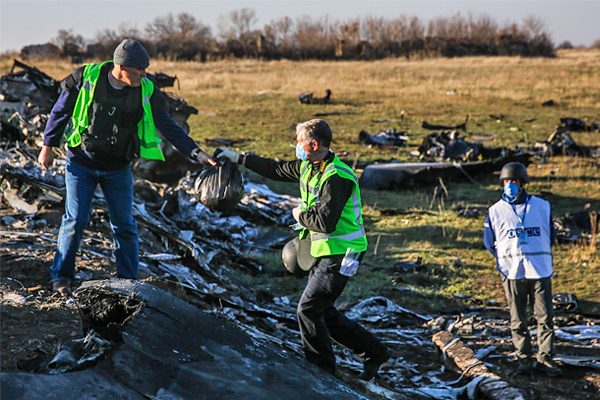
[3,49,598,313]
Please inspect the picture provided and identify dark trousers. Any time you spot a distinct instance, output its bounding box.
[502,276,555,362]
[297,254,388,374]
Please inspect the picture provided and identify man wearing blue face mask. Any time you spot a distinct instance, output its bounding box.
[484,162,561,377]
[214,119,389,380]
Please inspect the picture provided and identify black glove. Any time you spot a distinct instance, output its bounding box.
[214,148,240,163]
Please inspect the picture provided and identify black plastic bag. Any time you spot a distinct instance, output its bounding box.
[194,157,244,214]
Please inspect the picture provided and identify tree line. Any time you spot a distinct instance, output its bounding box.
[19,9,573,62]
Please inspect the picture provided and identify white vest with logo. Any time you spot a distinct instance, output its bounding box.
[488,195,553,280]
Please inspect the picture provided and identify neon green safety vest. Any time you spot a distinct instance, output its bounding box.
[299,154,368,257]
[65,61,165,160]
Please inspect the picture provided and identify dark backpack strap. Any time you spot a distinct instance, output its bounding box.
[60,66,85,92]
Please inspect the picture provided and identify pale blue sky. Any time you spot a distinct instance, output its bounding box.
[1,1,599,53]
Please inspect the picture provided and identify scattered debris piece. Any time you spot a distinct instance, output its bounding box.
[554,355,600,370]
[394,257,423,272]
[359,129,409,147]
[204,137,244,147]
[457,208,486,218]
[535,128,597,158]
[358,154,531,190]
[559,117,600,132]
[553,293,578,312]
[0,59,60,110]
[372,118,399,123]
[417,130,511,162]
[554,209,599,244]
[422,115,469,132]
[147,71,179,90]
[542,99,556,107]
[432,330,525,400]
[298,89,332,105]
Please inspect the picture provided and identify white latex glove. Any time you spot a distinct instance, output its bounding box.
[215,148,240,163]
[292,205,303,222]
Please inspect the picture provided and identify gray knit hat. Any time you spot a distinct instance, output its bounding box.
[113,39,149,68]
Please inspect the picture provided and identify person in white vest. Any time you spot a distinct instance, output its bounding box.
[484,162,562,377]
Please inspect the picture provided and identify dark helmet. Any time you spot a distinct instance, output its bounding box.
[499,162,529,183]
[282,238,308,277]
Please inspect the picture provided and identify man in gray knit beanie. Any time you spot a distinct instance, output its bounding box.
[38,37,215,296]
[113,38,150,69]
[108,38,151,88]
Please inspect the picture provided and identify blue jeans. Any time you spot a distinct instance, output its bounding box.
[50,159,139,281]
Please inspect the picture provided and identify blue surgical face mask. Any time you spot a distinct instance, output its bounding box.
[296,142,329,161]
[502,181,519,203]
[295,143,308,161]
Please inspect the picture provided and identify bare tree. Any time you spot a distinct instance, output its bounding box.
[391,15,411,41]
[94,29,120,43]
[146,13,209,42]
[499,22,527,41]
[294,15,335,58]
[263,16,295,57]
[336,19,360,42]
[146,12,211,60]
[361,16,401,55]
[428,17,449,39]
[264,16,293,46]
[468,14,497,45]
[217,8,260,56]
[407,16,425,40]
[116,22,142,40]
[91,23,145,60]
[361,16,386,43]
[52,29,84,58]
[446,12,469,41]
[231,8,258,38]
[522,15,546,40]
[218,8,257,41]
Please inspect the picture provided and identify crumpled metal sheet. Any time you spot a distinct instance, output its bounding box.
[47,330,114,374]
[345,296,430,324]
[554,355,600,370]
[2,279,370,400]
[359,129,409,147]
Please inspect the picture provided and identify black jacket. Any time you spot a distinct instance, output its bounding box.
[241,151,354,234]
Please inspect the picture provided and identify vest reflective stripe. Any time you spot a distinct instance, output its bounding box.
[299,154,367,257]
[329,163,357,183]
[311,226,366,242]
[65,62,164,161]
[488,196,553,280]
[498,251,552,260]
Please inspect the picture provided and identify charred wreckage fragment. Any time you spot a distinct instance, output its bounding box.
[356,113,598,191]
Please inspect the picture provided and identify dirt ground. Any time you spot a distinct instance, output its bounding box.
[1,204,599,400]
